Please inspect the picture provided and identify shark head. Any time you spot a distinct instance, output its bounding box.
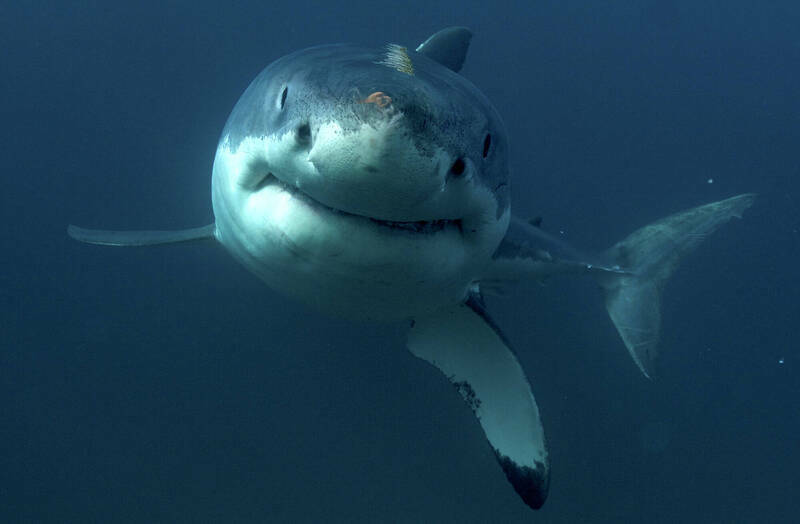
[211,40,510,319]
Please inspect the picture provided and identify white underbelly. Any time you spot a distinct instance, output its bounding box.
[213,175,478,321]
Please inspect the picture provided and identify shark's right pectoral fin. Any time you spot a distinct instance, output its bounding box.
[67,224,217,246]
[407,297,549,510]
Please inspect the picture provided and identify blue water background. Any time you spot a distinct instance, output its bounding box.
[2,1,798,522]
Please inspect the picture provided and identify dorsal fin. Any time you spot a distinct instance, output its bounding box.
[415,27,473,73]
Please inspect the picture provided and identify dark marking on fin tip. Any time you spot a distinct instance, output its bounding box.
[493,450,549,510]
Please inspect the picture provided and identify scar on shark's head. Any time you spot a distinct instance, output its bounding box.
[360,91,393,108]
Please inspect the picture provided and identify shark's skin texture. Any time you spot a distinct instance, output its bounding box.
[68,27,755,511]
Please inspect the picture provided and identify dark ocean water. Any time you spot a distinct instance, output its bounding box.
[3,1,798,522]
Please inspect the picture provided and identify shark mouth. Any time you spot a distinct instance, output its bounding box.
[256,172,462,234]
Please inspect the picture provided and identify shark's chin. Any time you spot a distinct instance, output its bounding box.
[210,132,510,321]
[210,154,487,320]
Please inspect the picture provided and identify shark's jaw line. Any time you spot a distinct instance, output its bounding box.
[251,170,463,235]
[210,133,508,322]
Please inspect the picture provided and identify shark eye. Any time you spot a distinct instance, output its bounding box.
[482,133,492,158]
[450,158,466,176]
[278,86,288,110]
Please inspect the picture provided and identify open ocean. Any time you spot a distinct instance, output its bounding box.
[2,1,798,522]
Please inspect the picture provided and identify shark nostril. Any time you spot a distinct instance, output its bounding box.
[296,123,311,145]
[449,158,466,176]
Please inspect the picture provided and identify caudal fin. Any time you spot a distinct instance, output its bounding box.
[596,194,755,378]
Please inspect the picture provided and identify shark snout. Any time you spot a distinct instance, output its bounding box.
[307,111,409,176]
[298,114,451,221]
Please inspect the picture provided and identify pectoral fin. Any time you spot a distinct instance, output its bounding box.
[407,297,549,510]
[67,224,216,246]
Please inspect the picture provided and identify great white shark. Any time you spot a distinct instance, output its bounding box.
[68,27,755,510]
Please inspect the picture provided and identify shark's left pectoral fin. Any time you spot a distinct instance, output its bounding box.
[67,224,216,246]
[407,297,549,510]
